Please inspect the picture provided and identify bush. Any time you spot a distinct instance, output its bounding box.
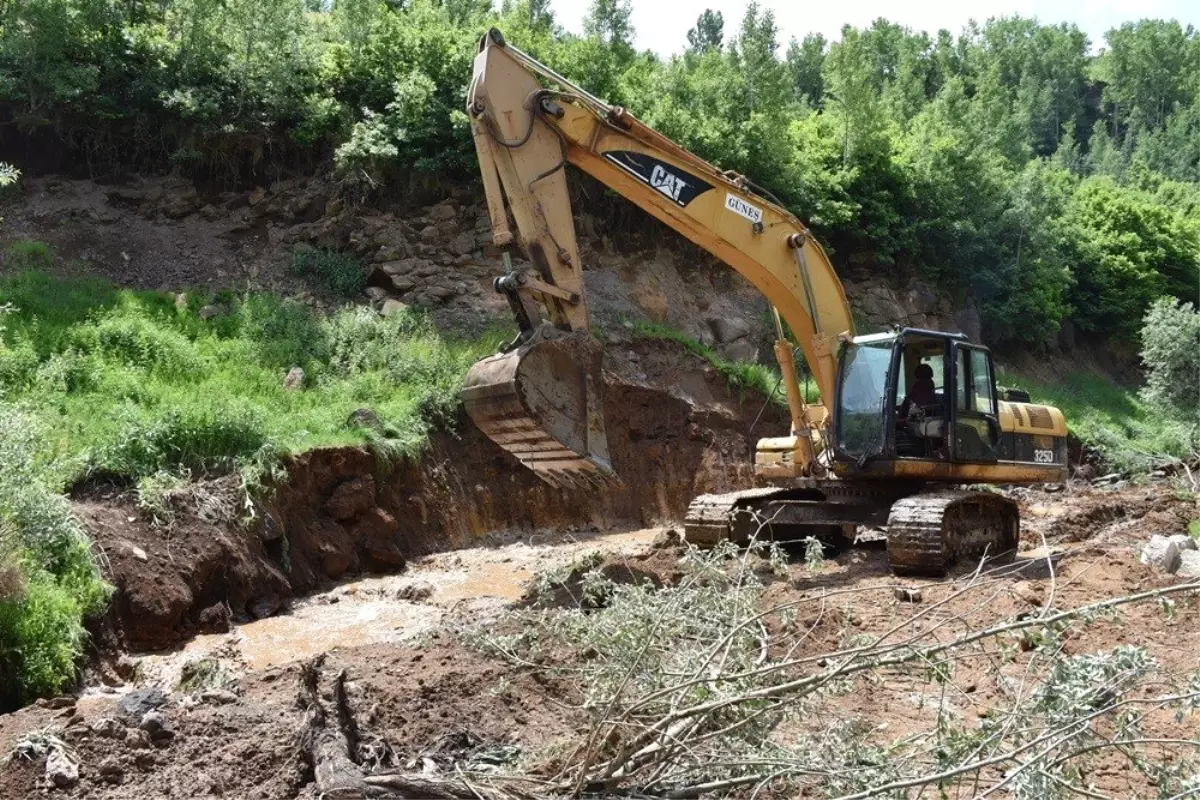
[92,401,269,479]
[1140,297,1200,426]
[237,294,329,369]
[66,312,204,378]
[291,247,367,298]
[0,407,109,705]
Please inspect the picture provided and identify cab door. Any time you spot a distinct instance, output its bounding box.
[949,343,1000,463]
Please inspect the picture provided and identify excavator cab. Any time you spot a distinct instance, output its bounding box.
[833,329,1006,472]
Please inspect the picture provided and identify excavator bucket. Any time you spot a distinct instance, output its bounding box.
[461,327,615,489]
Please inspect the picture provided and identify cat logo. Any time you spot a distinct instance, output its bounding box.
[601,151,714,208]
[649,165,688,202]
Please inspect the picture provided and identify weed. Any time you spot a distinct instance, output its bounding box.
[802,535,826,570]
[292,246,367,297]
[135,470,189,525]
[1189,520,1200,539]
[3,240,52,272]
[177,657,230,693]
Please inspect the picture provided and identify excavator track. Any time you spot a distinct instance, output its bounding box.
[683,488,791,546]
[684,485,1019,577]
[886,491,1019,576]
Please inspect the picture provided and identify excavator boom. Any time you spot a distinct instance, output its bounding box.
[462,28,853,485]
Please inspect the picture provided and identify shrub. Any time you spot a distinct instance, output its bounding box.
[66,312,203,378]
[291,247,367,298]
[1140,297,1200,427]
[92,400,268,479]
[237,294,329,369]
[0,406,109,704]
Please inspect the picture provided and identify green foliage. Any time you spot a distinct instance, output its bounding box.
[3,241,52,272]
[0,407,110,704]
[998,366,1194,472]
[1139,298,1200,432]
[291,247,367,298]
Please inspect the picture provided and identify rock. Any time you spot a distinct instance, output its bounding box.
[197,602,231,633]
[1168,534,1198,552]
[389,275,416,292]
[651,529,681,550]
[1011,581,1044,607]
[365,286,390,301]
[90,717,127,738]
[99,757,124,785]
[251,594,283,619]
[284,366,305,390]
[139,710,175,742]
[163,196,199,220]
[248,187,267,206]
[119,687,167,720]
[355,508,405,569]
[894,587,923,603]
[720,339,758,363]
[706,316,752,344]
[324,475,376,521]
[449,231,475,255]
[1094,472,1122,484]
[428,202,457,222]
[45,748,78,789]
[1177,551,1200,577]
[346,408,382,431]
[174,293,188,311]
[1140,535,1181,574]
[419,224,440,242]
[395,580,434,602]
[905,282,940,314]
[198,304,223,320]
[425,284,455,300]
[382,299,409,317]
[200,204,225,221]
[199,689,239,706]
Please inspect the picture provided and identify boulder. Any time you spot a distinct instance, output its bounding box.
[389,275,416,293]
[428,202,457,222]
[1168,534,1198,552]
[198,304,223,320]
[355,508,405,569]
[118,687,168,720]
[324,475,376,521]
[1140,535,1181,574]
[284,366,305,390]
[720,339,758,363]
[45,748,78,789]
[1178,550,1200,578]
[449,231,475,256]
[706,316,752,344]
[419,224,440,242]
[139,710,175,742]
[99,757,124,785]
[382,299,409,317]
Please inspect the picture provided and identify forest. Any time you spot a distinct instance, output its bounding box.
[0,0,1197,348]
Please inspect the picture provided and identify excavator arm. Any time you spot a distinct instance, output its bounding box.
[461,29,855,487]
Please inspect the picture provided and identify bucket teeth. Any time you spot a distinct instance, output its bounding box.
[461,328,617,489]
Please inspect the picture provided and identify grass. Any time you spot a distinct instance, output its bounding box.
[997,367,1194,473]
[0,242,511,703]
[291,245,368,297]
[628,320,821,405]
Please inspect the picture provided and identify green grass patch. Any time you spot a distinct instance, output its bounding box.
[1188,520,1200,539]
[0,255,512,703]
[628,320,820,405]
[291,246,368,298]
[997,367,1192,473]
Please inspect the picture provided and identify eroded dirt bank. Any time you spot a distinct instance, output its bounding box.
[88,338,788,651]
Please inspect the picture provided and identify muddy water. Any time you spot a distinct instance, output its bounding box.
[122,527,660,688]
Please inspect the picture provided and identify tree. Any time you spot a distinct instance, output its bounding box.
[583,0,633,48]
[1140,298,1200,427]
[686,9,723,53]
[785,33,825,105]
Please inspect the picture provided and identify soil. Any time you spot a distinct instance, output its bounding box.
[1,481,1195,799]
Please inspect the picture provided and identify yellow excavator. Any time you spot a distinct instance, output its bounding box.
[460,29,1068,575]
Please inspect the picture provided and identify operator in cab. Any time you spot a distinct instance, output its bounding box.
[898,363,938,418]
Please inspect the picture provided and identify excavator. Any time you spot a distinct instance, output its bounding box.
[459,29,1069,576]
